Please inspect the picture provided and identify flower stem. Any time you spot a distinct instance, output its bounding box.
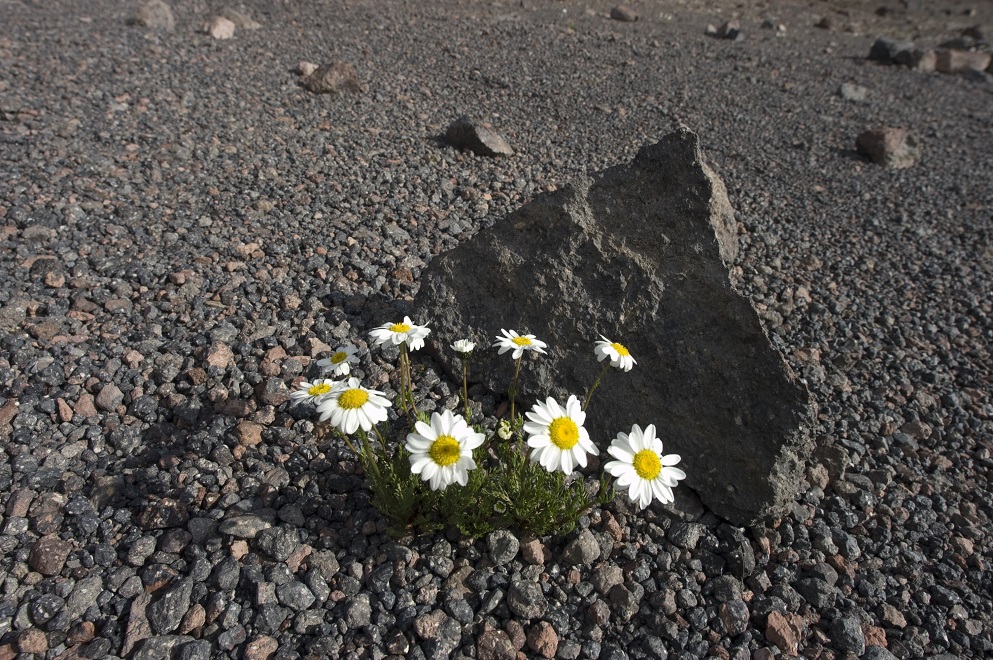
[583,363,611,411]
[357,429,384,481]
[509,355,522,420]
[399,343,415,422]
[373,425,390,455]
[461,358,471,423]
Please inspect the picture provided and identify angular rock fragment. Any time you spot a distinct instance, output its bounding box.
[868,37,915,64]
[856,127,919,169]
[219,6,261,30]
[203,16,236,40]
[129,0,175,30]
[301,62,364,95]
[415,129,814,525]
[935,49,992,74]
[445,116,514,157]
[609,6,638,22]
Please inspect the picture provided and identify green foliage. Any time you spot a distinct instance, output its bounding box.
[359,427,613,539]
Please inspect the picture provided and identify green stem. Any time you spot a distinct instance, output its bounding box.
[373,425,390,455]
[399,343,415,422]
[583,363,611,411]
[509,354,522,421]
[461,358,471,422]
[358,429,384,481]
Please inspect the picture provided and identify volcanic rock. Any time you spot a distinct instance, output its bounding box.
[301,62,364,95]
[445,116,514,157]
[415,128,814,525]
[129,0,175,30]
[856,127,919,169]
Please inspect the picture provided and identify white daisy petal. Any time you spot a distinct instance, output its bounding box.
[406,411,481,491]
[522,395,595,476]
[606,424,686,510]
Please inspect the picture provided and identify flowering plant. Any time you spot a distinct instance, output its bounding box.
[296,322,685,537]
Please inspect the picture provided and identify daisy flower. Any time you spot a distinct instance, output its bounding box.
[315,377,392,434]
[290,379,339,404]
[493,329,548,360]
[369,316,431,351]
[604,424,686,510]
[405,410,485,491]
[523,395,598,475]
[451,339,476,357]
[317,344,360,376]
[594,335,636,372]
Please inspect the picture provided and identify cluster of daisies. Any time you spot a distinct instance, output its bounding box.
[292,317,686,511]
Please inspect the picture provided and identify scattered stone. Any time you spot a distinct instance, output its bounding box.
[868,37,915,64]
[122,591,153,655]
[234,421,265,446]
[129,0,175,30]
[488,529,520,565]
[95,383,124,411]
[527,621,559,658]
[137,498,189,530]
[17,629,48,655]
[301,62,364,95]
[766,611,803,656]
[609,6,638,22]
[417,129,813,525]
[508,580,547,619]
[856,127,919,169]
[477,629,517,660]
[563,529,601,565]
[707,20,742,40]
[935,49,992,74]
[203,16,236,40]
[839,83,868,102]
[296,61,319,77]
[147,578,194,634]
[219,6,261,30]
[719,600,750,636]
[445,116,514,157]
[28,535,70,576]
[831,615,866,655]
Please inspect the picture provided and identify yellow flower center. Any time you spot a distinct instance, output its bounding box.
[330,351,348,364]
[511,336,532,347]
[549,417,579,449]
[633,449,662,480]
[611,342,630,357]
[338,388,369,410]
[390,323,411,333]
[429,435,461,467]
[308,383,332,397]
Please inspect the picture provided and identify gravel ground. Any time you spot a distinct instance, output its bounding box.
[1,1,992,659]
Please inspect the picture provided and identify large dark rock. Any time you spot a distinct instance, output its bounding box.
[414,128,814,525]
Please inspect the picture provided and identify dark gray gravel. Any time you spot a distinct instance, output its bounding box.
[1,0,992,659]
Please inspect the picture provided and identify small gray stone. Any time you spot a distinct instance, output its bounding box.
[95,383,124,411]
[344,593,372,629]
[487,529,520,565]
[129,0,175,30]
[276,581,316,611]
[255,526,299,562]
[711,575,744,602]
[133,635,194,660]
[856,127,919,169]
[718,599,750,636]
[147,578,194,634]
[667,522,706,550]
[219,514,271,539]
[563,529,601,565]
[591,564,624,595]
[508,580,547,619]
[830,616,866,655]
[301,62,363,95]
[839,83,868,103]
[445,116,514,157]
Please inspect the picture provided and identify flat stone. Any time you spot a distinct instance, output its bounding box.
[219,7,261,30]
[856,127,919,169]
[203,16,236,39]
[609,6,638,22]
[935,49,992,73]
[445,116,514,156]
[129,0,175,30]
[94,383,124,411]
[527,621,559,658]
[477,629,516,660]
[301,62,363,95]
[415,129,814,525]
